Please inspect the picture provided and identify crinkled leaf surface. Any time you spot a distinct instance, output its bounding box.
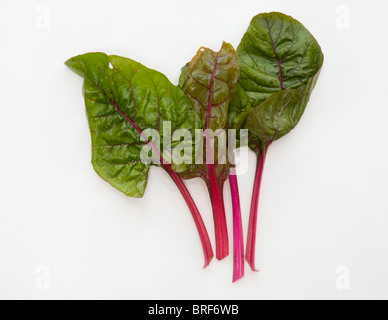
[245,74,319,147]
[178,61,249,132]
[182,42,239,133]
[227,84,252,132]
[179,42,239,180]
[237,12,324,109]
[66,53,200,198]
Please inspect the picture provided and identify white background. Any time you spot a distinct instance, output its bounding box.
[0,0,387,300]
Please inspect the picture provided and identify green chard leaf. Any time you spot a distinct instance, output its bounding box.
[237,12,324,151]
[65,53,201,198]
[240,12,324,273]
[179,42,240,180]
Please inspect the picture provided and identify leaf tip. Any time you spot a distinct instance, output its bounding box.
[65,57,84,77]
[65,56,85,77]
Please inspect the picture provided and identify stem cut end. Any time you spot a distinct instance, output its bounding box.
[203,254,214,269]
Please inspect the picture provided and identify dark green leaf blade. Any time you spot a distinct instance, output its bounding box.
[237,12,324,108]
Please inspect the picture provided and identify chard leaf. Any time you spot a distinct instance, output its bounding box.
[65,53,200,198]
[237,12,324,108]
[180,42,239,180]
[179,42,240,260]
[237,12,324,151]
[239,12,324,273]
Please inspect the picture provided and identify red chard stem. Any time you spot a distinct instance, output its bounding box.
[164,164,214,268]
[207,164,229,260]
[246,150,267,272]
[229,173,244,282]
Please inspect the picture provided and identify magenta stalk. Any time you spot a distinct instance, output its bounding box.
[245,151,267,272]
[229,173,244,282]
[207,164,229,260]
[164,164,214,268]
